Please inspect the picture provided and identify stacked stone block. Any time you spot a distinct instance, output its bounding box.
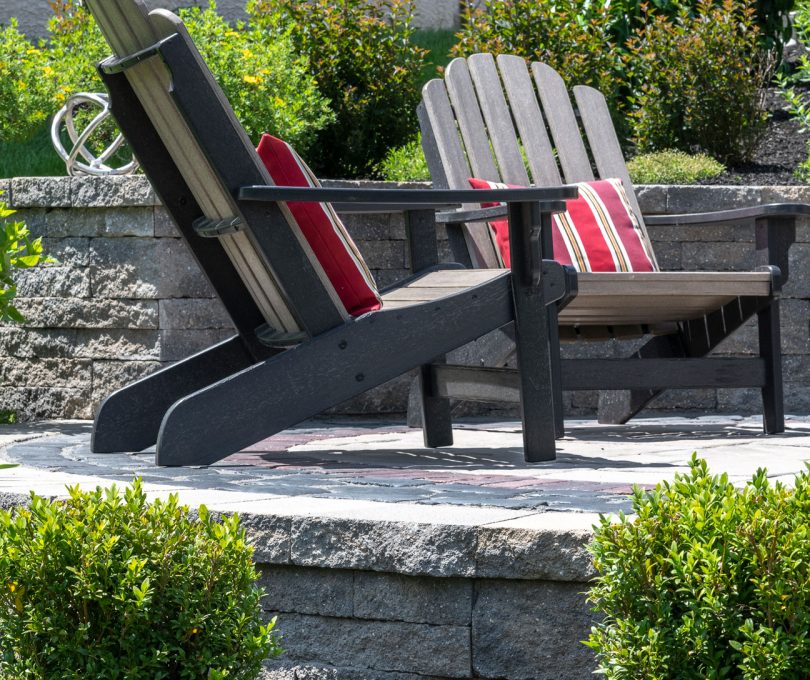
[236,513,596,680]
[2,177,809,422]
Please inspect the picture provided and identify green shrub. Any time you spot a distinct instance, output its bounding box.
[0,21,55,143]
[1,196,52,323]
[0,1,331,165]
[627,150,725,184]
[588,455,810,678]
[452,0,623,110]
[249,0,427,178]
[598,0,793,55]
[0,479,280,678]
[624,0,772,164]
[378,134,429,182]
[180,2,332,150]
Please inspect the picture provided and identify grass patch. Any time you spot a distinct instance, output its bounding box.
[0,411,17,425]
[627,149,725,184]
[413,29,457,88]
[0,125,66,179]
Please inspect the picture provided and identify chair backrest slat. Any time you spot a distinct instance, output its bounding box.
[467,54,530,186]
[496,55,562,187]
[531,63,594,183]
[573,84,657,268]
[444,59,500,182]
[418,77,501,267]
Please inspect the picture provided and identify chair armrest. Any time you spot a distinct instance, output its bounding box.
[237,184,576,208]
[643,203,810,226]
[644,202,810,285]
[436,204,510,224]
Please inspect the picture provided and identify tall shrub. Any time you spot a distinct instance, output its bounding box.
[597,0,793,54]
[623,0,772,164]
[0,21,54,143]
[248,0,427,178]
[588,456,810,678]
[452,0,623,110]
[0,1,332,157]
[0,479,281,678]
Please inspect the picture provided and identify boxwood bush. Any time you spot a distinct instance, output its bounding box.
[0,479,280,678]
[627,150,725,184]
[588,455,810,678]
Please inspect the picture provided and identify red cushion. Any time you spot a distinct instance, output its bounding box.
[257,135,381,316]
[468,177,656,272]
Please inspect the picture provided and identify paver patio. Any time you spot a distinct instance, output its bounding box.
[3,414,810,517]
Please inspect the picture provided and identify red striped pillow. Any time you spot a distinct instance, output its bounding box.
[257,135,382,316]
[468,177,656,272]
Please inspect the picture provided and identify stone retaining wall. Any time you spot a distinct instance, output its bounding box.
[2,177,810,422]
[238,511,596,680]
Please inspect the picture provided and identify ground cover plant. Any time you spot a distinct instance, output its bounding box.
[626,150,725,184]
[0,194,51,323]
[588,455,810,678]
[0,478,280,678]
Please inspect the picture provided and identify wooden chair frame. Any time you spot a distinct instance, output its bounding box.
[413,53,810,439]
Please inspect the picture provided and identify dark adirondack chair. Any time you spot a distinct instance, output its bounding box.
[84,1,579,465]
[416,53,809,435]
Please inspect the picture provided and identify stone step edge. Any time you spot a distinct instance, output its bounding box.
[0,484,598,583]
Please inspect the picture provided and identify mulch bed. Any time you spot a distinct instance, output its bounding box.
[697,80,810,186]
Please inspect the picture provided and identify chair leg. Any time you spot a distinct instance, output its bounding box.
[547,307,565,439]
[92,335,255,453]
[508,202,558,463]
[155,275,517,465]
[419,361,454,448]
[513,291,557,461]
[758,299,784,434]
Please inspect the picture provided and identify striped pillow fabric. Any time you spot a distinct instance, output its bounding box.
[257,134,382,316]
[468,177,656,272]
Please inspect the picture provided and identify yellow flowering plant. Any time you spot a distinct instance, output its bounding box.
[0,21,54,143]
[1,1,332,161]
[181,2,332,151]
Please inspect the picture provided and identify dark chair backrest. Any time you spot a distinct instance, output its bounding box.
[85,0,350,339]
